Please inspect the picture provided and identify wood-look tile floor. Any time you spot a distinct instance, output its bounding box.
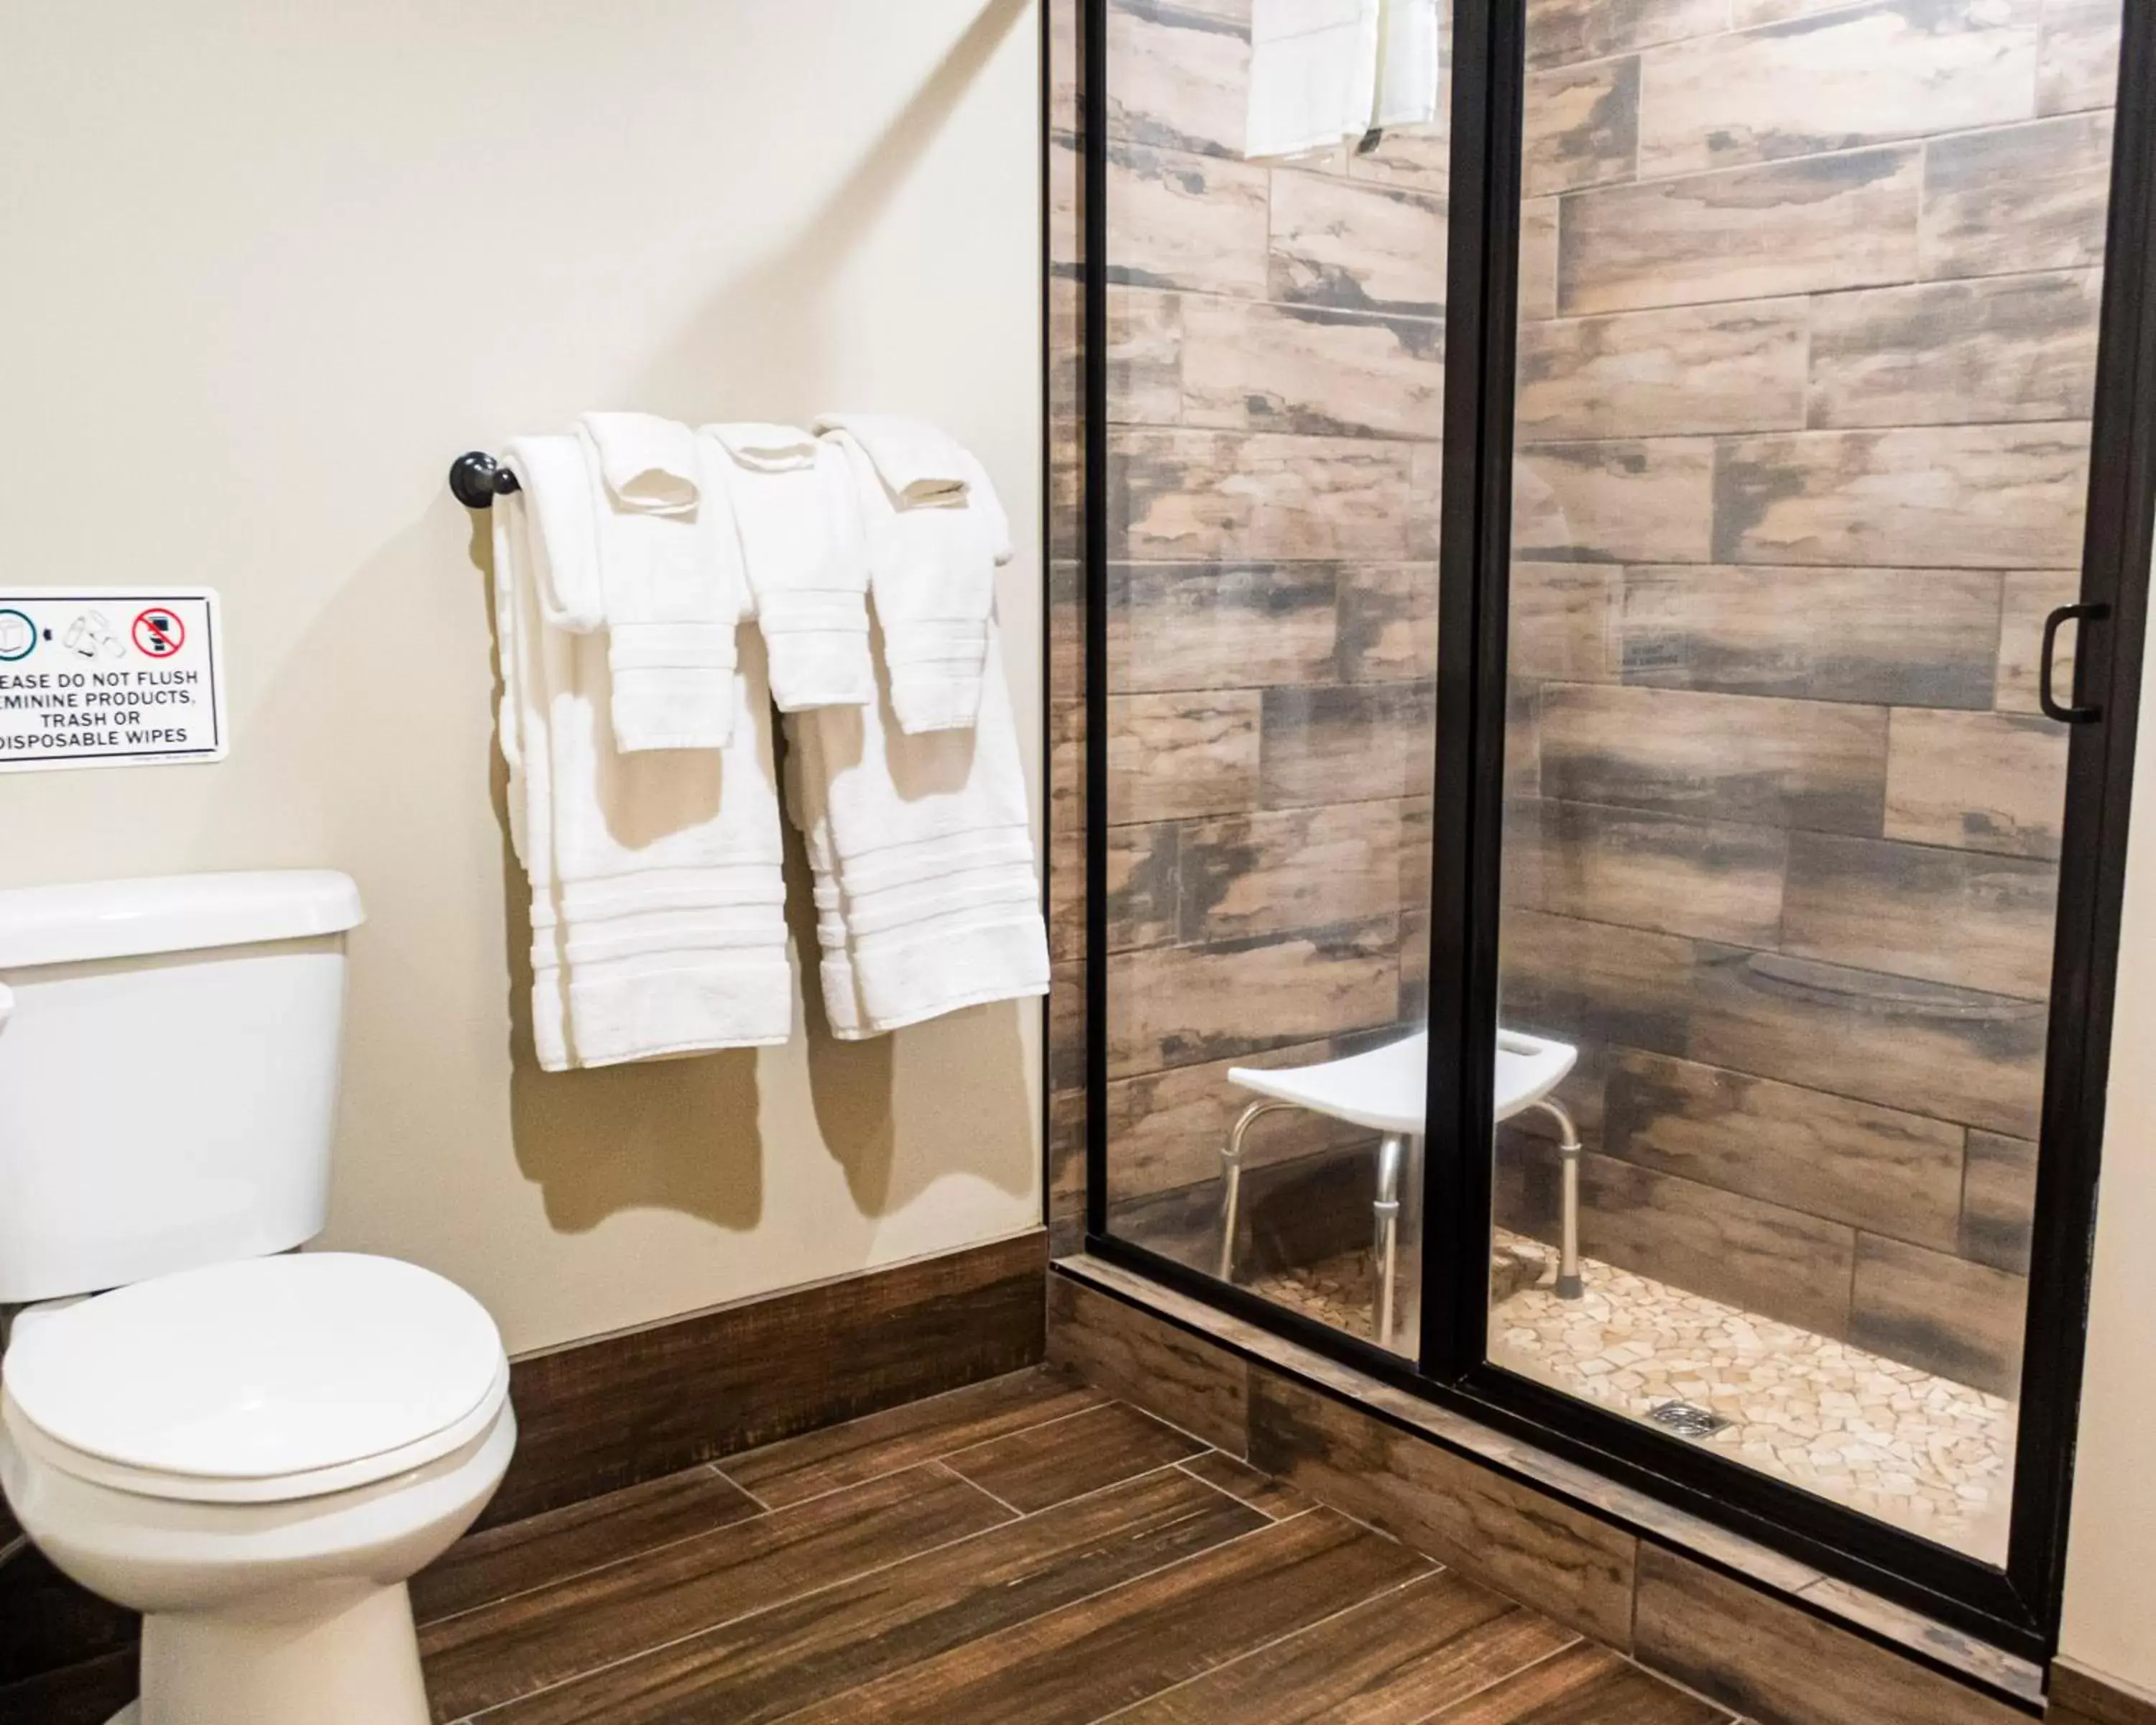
[4,1367,1741,1724]
[404,1366,1731,1724]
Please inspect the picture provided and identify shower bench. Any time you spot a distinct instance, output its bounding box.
[1217,1029,1585,1349]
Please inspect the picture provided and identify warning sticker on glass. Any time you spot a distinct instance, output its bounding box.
[0,589,226,772]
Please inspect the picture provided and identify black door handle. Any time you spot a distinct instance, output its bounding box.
[2040,601,2107,724]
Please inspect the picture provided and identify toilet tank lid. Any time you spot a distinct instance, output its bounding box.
[0,870,364,968]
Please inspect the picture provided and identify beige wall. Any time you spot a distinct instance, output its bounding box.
[0,0,1044,1354]
[2060,608,2156,1689]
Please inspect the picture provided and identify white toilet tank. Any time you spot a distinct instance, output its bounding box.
[0,871,366,1304]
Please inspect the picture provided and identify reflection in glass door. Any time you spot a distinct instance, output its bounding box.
[1484,0,2122,1564]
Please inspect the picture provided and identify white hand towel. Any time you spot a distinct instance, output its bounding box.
[1246,0,1381,160]
[578,414,745,754]
[493,463,792,1070]
[781,620,1049,1040]
[704,423,875,712]
[1376,0,1443,132]
[816,418,1010,735]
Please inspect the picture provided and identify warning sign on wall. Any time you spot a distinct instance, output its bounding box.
[0,589,226,773]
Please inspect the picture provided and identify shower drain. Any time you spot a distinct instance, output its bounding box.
[1646,1400,1733,1440]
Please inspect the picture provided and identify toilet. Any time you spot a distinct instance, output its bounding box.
[0,871,515,1725]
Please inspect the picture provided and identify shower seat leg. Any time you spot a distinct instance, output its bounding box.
[1373,1133,1405,1348]
[1529,1098,1585,1300]
[1217,1101,1286,1284]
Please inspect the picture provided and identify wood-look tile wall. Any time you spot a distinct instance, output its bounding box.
[1049,0,2122,1387]
[1499,0,2119,1389]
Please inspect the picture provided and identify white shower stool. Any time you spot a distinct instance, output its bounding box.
[1217,1029,1585,1348]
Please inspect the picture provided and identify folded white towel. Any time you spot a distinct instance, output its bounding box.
[704,423,875,712]
[1246,0,1381,159]
[811,413,992,520]
[578,414,745,754]
[816,418,1011,735]
[782,620,1048,1039]
[1376,0,1443,132]
[494,451,791,1070]
[582,410,701,514]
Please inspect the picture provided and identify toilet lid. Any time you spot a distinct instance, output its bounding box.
[1,1253,505,1481]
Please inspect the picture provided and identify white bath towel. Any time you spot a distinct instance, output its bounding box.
[782,621,1048,1039]
[816,416,1011,735]
[1246,0,1381,159]
[704,423,875,712]
[1246,0,1441,159]
[495,441,791,1069]
[579,413,745,753]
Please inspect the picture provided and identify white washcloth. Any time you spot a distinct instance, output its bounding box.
[494,446,792,1070]
[782,620,1048,1039]
[1376,0,1442,132]
[704,423,875,712]
[816,416,1012,735]
[579,413,745,753]
[1246,0,1381,159]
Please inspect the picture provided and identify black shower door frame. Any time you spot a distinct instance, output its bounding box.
[1076,0,2156,1660]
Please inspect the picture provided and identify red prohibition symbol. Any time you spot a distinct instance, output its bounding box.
[132,607,185,658]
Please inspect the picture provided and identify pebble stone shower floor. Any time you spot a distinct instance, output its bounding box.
[1248,1232,2014,1561]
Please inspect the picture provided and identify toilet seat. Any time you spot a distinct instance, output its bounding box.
[1,1252,508,1504]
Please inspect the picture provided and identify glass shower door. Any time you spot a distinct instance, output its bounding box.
[1092,0,1454,1358]
[1483,0,2122,1563]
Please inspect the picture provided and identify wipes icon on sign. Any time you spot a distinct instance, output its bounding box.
[60,611,125,661]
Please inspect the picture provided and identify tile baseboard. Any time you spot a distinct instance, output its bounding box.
[2051,1660,2156,1725]
[1050,1251,2045,1724]
[490,1228,1049,1526]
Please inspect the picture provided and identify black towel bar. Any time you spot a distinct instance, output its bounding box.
[448,452,520,510]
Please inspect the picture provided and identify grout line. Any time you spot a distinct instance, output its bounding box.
[929,1457,1030,1520]
[709,1462,773,1516]
[1170,1453,1314,1521]
[708,1381,1108,1518]
[1077,1568,1440,1725]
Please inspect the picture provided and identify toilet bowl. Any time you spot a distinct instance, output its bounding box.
[1,1253,513,1725]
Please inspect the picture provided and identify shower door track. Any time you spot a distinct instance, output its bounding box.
[1069,0,2156,1667]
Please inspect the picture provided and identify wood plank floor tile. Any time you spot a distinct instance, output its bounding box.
[768,1508,1432,1725]
[717,1367,1102,1510]
[468,1468,1265,1725]
[413,1464,760,1625]
[1176,1450,1314,1520]
[419,1463,1010,1719]
[1424,1642,1731,1723]
[938,1400,1208,1512]
[1107,1569,1580,1724]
